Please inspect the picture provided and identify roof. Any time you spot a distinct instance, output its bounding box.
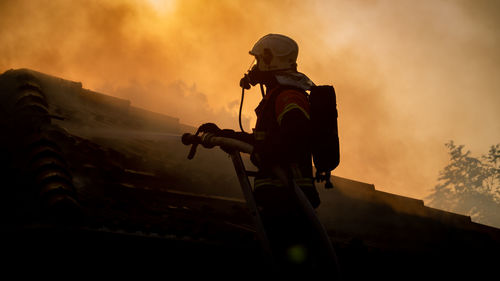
[1,68,498,279]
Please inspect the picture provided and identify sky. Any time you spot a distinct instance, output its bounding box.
[1,0,499,201]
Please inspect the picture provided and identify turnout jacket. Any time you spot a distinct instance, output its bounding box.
[252,85,312,174]
[251,85,320,208]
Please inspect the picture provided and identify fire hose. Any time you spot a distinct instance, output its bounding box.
[182,132,339,276]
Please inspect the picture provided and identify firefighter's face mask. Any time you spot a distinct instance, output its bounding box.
[240,54,278,89]
[247,64,265,86]
[240,59,265,89]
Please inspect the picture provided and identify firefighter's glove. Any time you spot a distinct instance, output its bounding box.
[197,123,237,154]
[197,123,221,134]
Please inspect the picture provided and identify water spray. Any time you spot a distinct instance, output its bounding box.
[67,127,182,141]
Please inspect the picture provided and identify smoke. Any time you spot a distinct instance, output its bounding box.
[1,0,499,200]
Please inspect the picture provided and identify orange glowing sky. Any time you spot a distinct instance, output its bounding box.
[1,0,499,200]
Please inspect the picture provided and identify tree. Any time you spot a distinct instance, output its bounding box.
[426,141,500,228]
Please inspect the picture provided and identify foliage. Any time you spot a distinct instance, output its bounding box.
[427,141,500,227]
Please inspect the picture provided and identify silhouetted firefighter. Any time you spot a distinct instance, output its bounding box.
[183,34,340,278]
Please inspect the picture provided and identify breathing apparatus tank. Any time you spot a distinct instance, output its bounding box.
[309,85,340,188]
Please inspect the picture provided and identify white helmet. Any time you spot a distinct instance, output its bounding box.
[249,34,299,71]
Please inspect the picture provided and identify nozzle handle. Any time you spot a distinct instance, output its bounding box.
[182,133,201,160]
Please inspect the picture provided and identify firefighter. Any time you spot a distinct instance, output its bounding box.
[197,34,320,267]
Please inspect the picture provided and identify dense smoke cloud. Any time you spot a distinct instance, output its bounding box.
[1,0,499,200]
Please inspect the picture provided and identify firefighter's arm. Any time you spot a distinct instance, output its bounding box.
[197,123,254,145]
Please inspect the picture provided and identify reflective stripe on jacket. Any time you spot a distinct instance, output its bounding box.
[275,89,310,125]
[254,177,314,190]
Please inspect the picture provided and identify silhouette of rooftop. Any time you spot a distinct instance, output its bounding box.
[1,68,498,279]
